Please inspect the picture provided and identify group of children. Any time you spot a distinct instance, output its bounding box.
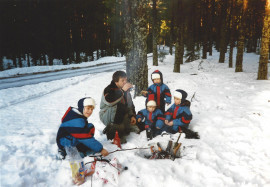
[137,70,193,140]
[56,70,194,159]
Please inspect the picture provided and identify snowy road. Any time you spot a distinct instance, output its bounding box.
[0,61,125,90]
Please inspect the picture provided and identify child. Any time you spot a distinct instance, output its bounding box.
[142,70,171,113]
[136,95,165,140]
[56,97,109,159]
[164,89,193,133]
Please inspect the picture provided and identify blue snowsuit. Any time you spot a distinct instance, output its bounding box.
[136,108,165,136]
[56,107,103,157]
[145,70,171,113]
[164,100,192,133]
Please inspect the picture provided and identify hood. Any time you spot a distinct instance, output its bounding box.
[151,70,163,84]
[61,107,85,123]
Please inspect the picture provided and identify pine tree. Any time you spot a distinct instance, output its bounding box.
[257,0,270,80]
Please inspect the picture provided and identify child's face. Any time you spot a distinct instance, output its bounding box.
[174,97,181,105]
[83,106,94,118]
[147,106,156,113]
[153,78,161,84]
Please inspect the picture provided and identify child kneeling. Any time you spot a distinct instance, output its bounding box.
[165,90,192,133]
[56,97,108,159]
[136,96,165,140]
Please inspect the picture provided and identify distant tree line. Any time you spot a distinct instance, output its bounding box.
[0,0,124,70]
[0,0,269,80]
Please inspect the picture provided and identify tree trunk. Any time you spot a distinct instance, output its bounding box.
[235,0,247,72]
[228,0,236,68]
[208,0,216,56]
[219,0,228,63]
[169,13,174,55]
[152,0,158,66]
[76,51,80,63]
[18,54,23,67]
[202,0,209,59]
[48,55,53,66]
[27,53,31,67]
[0,56,3,71]
[123,0,148,96]
[229,41,234,68]
[12,55,17,68]
[43,54,46,66]
[257,0,270,80]
[174,0,184,72]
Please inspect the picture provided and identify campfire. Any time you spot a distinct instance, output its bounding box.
[146,140,182,160]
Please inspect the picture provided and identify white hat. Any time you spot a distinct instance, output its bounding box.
[151,73,160,80]
[83,98,96,108]
[174,91,182,99]
[147,100,157,107]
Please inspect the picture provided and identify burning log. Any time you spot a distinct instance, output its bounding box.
[147,140,181,160]
[146,133,183,160]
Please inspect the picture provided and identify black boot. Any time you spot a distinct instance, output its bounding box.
[182,127,200,139]
[146,129,153,141]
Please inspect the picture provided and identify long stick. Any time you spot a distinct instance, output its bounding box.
[88,147,150,158]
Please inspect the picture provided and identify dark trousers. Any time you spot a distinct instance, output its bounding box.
[105,113,134,140]
[137,121,162,138]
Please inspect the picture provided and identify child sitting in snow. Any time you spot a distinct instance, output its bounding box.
[136,95,165,140]
[141,70,171,113]
[164,89,199,139]
[56,97,109,159]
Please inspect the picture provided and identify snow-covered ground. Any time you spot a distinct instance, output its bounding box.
[0,50,270,187]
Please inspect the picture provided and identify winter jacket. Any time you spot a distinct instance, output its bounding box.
[99,81,135,126]
[165,100,192,132]
[56,107,103,153]
[146,70,171,112]
[136,108,165,129]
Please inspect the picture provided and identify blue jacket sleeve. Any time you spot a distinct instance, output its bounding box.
[165,106,173,121]
[164,85,171,104]
[136,109,144,120]
[77,137,103,153]
[173,107,192,128]
[72,122,103,153]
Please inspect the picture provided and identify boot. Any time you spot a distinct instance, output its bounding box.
[146,129,153,141]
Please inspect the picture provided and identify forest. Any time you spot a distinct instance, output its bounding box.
[0,0,269,82]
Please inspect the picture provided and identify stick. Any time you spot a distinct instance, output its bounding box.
[88,147,150,158]
[173,132,182,149]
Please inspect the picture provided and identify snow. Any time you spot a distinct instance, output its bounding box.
[0,56,125,78]
[0,49,270,187]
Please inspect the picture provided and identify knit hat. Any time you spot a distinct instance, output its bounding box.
[147,94,156,107]
[174,89,187,101]
[78,97,96,113]
[147,100,157,107]
[151,70,163,83]
[151,73,160,79]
